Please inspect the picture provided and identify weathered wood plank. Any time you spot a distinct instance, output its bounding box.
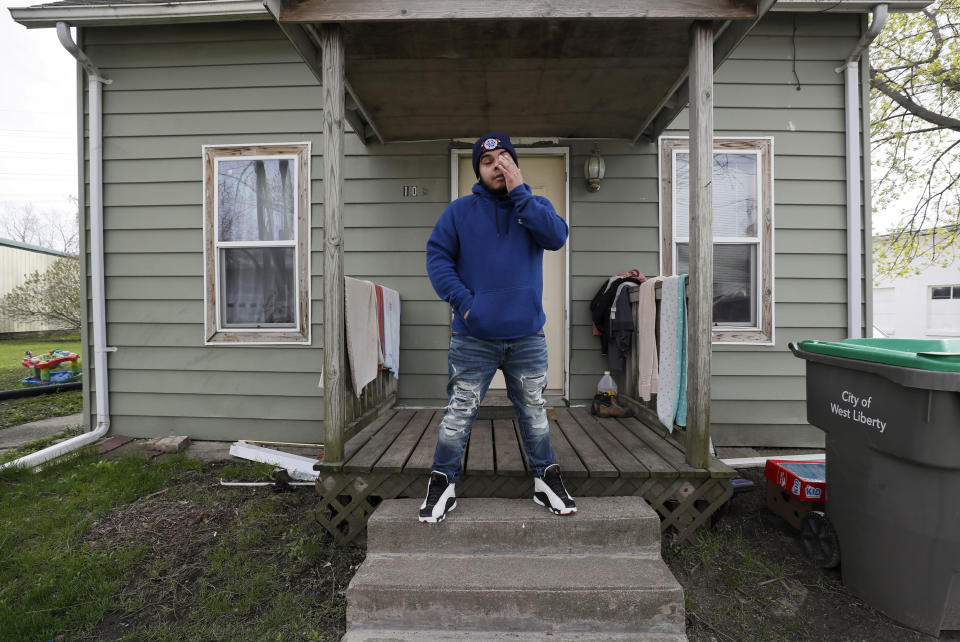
[493,419,527,477]
[317,408,398,471]
[321,23,347,463]
[280,0,757,21]
[341,408,398,462]
[572,408,677,478]
[686,20,713,470]
[515,417,588,478]
[403,411,442,474]
[375,410,433,473]
[567,407,649,477]
[641,414,737,479]
[544,420,587,477]
[552,408,617,478]
[618,416,709,479]
[465,419,495,476]
[342,409,413,472]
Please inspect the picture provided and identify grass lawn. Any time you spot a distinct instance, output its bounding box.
[0,332,83,429]
[0,446,362,641]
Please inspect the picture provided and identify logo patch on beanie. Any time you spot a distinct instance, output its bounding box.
[482,138,500,150]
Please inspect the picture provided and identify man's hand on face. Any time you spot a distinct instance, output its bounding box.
[497,153,523,192]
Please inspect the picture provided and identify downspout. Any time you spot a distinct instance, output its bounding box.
[1,24,113,470]
[839,4,887,338]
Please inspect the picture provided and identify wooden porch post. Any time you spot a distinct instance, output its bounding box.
[686,21,713,469]
[321,24,346,463]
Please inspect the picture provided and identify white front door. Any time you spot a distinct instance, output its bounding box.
[455,152,568,394]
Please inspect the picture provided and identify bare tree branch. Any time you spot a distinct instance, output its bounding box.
[871,70,960,131]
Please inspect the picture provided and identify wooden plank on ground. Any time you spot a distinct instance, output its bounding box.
[343,409,414,472]
[618,416,709,479]
[493,419,527,476]
[376,410,433,473]
[465,419,495,475]
[403,411,441,474]
[567,407,649,477]
[552,408,617,477]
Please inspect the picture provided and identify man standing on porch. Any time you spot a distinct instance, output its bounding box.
[420,132,575,523]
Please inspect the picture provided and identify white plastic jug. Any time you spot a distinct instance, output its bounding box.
[597,371,617,396]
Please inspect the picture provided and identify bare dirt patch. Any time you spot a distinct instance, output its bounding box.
[85,496,229,557]
[77,462,363,641]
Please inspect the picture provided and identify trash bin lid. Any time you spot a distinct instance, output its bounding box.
[797,338,960,373]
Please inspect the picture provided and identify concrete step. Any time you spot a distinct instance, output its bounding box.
[343,628,687,641]
[346,553,684,635]
[367,497,662,555]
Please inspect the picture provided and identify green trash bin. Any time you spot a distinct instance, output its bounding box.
[790,338,960,636]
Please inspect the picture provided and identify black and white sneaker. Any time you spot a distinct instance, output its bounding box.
[534,464,577,515]
[418,471,456,524]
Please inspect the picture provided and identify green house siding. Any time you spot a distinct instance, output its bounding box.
[675,11,862,446]
[81,12,865,446]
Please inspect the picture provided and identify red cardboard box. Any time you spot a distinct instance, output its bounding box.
[764,459,826,503]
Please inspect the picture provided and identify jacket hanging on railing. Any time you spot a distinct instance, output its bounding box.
[589,270,645,378]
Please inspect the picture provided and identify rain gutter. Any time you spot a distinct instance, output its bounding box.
[839,4,887,338]
[1,24,113,470]
[8,0,268,28]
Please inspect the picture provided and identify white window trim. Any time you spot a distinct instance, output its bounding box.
[202,142,311,345]
[659,136,775,345]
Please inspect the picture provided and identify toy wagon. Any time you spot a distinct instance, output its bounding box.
[764,458,839,568]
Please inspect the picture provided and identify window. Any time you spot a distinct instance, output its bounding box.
[928,284,960,334]
[203,143,311,344]
[931,285,960,300]
[659,137,774,344]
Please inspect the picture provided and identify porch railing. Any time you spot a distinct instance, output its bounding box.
[343,367,397,444]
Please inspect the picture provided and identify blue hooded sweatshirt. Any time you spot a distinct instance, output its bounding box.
[426,182,568,340]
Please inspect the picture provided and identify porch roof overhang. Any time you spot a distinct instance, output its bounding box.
[265,0,772,144]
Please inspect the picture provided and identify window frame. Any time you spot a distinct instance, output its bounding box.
[927,283,960,336]
[659,136,774,345]
[930,285,960,300]
[202,142,311,345]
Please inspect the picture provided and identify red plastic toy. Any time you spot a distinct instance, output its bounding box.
[764,459,838,568]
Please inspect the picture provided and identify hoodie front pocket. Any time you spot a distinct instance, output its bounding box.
[467,287,539,338]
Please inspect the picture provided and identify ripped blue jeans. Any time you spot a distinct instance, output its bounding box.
[432,332,556,483]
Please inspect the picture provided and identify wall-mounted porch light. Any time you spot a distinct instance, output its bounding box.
[584,145,605,192]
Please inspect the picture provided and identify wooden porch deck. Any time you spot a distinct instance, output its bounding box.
[314,407,736,544]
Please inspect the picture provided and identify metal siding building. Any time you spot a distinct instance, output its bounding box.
[0,239,74,334]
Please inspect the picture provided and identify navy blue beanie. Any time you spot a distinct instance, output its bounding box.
[472,132,518,177]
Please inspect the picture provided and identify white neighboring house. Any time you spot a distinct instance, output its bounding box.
[873,232,960,339]
[0,238,73,334]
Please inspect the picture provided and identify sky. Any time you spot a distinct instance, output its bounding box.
[0,0,78,213]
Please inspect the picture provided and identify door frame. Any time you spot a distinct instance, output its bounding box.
[449,146,571,399]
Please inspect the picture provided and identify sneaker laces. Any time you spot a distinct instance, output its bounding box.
[426,474,448,504]
[543,467,570,499]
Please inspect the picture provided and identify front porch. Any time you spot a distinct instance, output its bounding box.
[314,407,736,545]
